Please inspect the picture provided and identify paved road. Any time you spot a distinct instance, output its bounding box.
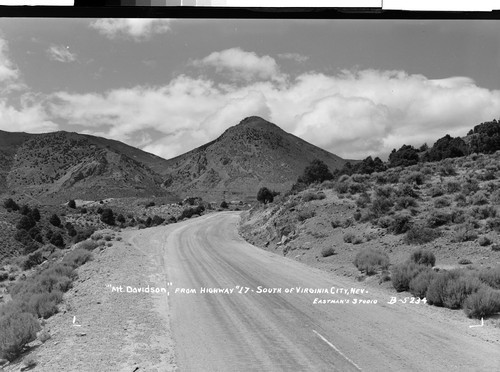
[132,212,500,372]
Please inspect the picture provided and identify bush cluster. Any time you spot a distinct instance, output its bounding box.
[321,247,336,257]
[0,252,93,360]
[297,209,315,222]
[353,248,390,275]
[391,262,428,292]
[404,226,440,245]
[302,192,326,202]
[179,205,205,220]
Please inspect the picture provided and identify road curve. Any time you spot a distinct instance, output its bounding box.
[129,211,500,372]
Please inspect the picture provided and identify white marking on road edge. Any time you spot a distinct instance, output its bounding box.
[469,318,484,328]
[312,330,362,371]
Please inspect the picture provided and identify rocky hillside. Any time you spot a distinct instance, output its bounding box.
[0,130,175,204]
[162,116,350,202]
[1,118,350,204]
[239,152,500,308]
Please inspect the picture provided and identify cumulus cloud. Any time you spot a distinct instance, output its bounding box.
[277,52,309,63]
[193,48,285,83]
[0,37,20,88]
[89,19,172,41]
[47,44,77,63]
[0,95,58,133]
[49,69,500,160]
[0,37,55,132]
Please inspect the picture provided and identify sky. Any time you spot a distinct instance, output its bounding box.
[1,18,500,160]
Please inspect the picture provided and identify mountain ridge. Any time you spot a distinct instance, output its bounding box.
[0,117,350,203]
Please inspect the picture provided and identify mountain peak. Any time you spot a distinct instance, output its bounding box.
[236,116,276,128]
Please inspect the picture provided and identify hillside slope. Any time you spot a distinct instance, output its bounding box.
[162,116,349,202]
[0,130,175,204]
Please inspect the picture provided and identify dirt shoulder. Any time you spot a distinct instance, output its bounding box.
[5,229,177,372]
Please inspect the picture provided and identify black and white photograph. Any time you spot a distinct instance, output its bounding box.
[0,4,499,371]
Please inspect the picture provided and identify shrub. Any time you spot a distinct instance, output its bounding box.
[451,224,478,243]
[374,186,394,199]
[409,268,438,298]
[335,181,349,194]
[343,232,356,243]
[353,248,390,275]
[389,213,412,234]
[462,179,480,196]
[445,181,461,194]
[438,164,457,177]
[49,214,61,227]
[0,312,40,361]
[409,249,436,266]
[16,215,36,231]
[427,211,451,228]
[425,270,483,309]
[478,266,500,289]
[67,199,76,209]
[391,262,428,292]
[74,240,98,251]
[471,205,497,220]
[29,208,40,222]
[356,193,371,208]
[470,191,489,206]
[429,186,444,198]
[370,197,393,218]
[395,196,418,210]
[116,214,126,224]
[302,192,326,202]
[424,270,455,307]
[38,330,51,343]
[23,355,37,368]
[3,198,19,211]
[220,201,228,209]
[402,171,424,186]
[50,232,64,248]
[405,226,440,245]
[28,291,64,319]
[434,197,451,208]
[458,258,472,265]
[487,217,500,232]
[492,189,500,205]
[62,249,93,268]
[321,247,336,257]
[377,216,393,229]
[297,210,315,222]
[330,220,341,229]
[478,236,492,247]
[152,215,165,226]
[100,208,115,225]
[22,251,44,270]
[257,187,274,204]
[455,193,468,207]
[442,275,483,309]
[463,287,500,318]
[348,182,366,195]
[179,205,205,220]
